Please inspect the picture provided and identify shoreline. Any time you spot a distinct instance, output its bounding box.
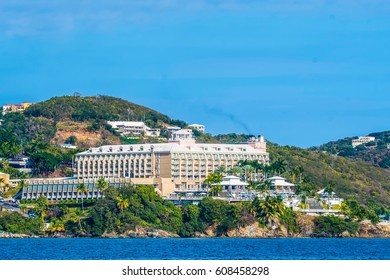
[2,220,389,239]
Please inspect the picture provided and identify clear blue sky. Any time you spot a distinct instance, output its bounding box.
[0,1,389,148]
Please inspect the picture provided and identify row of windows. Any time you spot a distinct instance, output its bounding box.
[77,153,160,161]
[171,153,264,160]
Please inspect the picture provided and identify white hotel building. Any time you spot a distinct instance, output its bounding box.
[75,130,269,196]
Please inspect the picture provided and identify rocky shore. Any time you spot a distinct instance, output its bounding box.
[1,220,389,238]
[0,232,40,238]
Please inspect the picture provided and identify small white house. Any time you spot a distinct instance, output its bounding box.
[317,188,344,206]
[215,176,248,196]
[267,176,295,195]
[188,124,205,133]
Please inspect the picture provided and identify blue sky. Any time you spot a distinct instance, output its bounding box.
[0,0,389,147]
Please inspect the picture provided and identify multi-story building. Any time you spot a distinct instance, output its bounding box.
[352,136,376,148]
[2,102,33,115]
[188,124,205,133]
[107,121,161,137]
[75,132,268,196]
[166,125,181,134]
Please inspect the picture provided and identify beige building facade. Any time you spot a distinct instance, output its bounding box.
[75,135,269,196]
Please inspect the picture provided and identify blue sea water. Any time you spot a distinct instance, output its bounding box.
[0,238,389,260]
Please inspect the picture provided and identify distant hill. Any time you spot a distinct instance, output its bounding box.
[268,143,390,207]
[312,131,390,169]
[2,95,187,148]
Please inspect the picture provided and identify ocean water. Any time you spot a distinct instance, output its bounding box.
[0,238,389,260]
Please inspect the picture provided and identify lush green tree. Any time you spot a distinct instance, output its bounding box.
[30,152,61,176]
[279,208,299,235]
[271,159,287,176]
[179,204,203,237]
[96,177,108,196]
[214,166,226,176]
[0,212,43,235]
[228,166,242,176]
[209,184,222,197]
[290,165,304,184]
[257,179,272,195]
[314,216,359,237]
[198,197,229,225]
[341,200,368,221]
[65,136,77,145]
[76,183,88,212]
[0,178,5,195]
[204,172,223,195]
[0,128,21,158]
[116,194,129,213]
[253,196,285,228]
[295,183,313,209]
[242,165,255,182]
[35,195,48,219]
[204,173,223,186]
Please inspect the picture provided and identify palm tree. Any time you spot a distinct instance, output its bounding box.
[262,164,273,179]
[204,172,223,193]
[272,159,287,176]
[257,180,272,197]
[324,183,335,210]
[257,196,285,228]
[17,179,29,190]
[76,183,88,212]
[0,158,9,170]
[243,165,255,182]
[0,178,5,195]
[116,194,129,213]
[228,166,242,177]
[298,184,312,210]
[96,177,108,197]
[214,166,226,176]
[209,184,222,197]
[290,167,299,184]
[295,166,304,183]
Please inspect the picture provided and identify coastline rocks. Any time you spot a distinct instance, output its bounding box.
[297,215,315,237]
[357,220,390,238]
[199,223,292,238]
[102,226,179,238]
[0,232,38,238]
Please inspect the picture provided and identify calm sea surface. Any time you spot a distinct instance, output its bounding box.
[0,238,389,260]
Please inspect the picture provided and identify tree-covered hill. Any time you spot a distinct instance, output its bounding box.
[312,131,390,169]
[268,143,390,207]
[24,95,187,128]
[1,95,188,149]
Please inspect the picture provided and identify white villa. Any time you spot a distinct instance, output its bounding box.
[317,188,344,207]
[219,175,248,197]
[107,121,161,137]
[352,136,375,148]
[267,176,295,195]
[188,124,205,133]
[166,126,181,134]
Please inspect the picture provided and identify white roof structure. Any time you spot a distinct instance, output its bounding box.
[219,176,248,187]
[317,188,336,195]
[267,176,295,187]
[79,143,268,155]
[107,121,145,128]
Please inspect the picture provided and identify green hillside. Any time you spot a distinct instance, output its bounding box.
[1,95,187,149]
[24,95,186,128]
[268,143,390,207]
[0,95,189,178]
[313,131,390,168]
